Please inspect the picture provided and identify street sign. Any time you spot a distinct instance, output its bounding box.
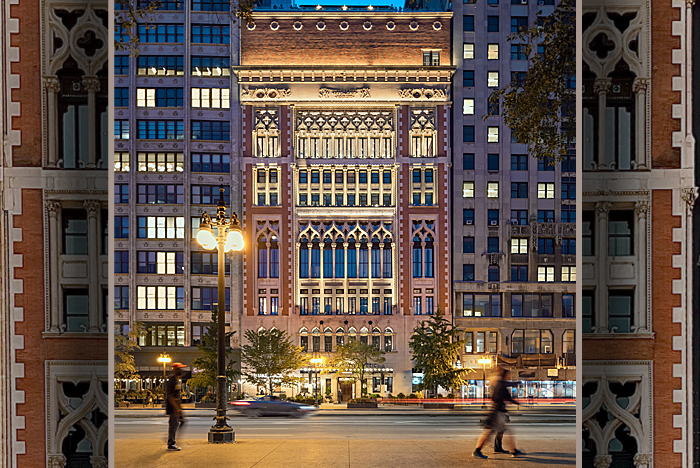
[547,369,559,377]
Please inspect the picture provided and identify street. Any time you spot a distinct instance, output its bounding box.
[115,414,575,467]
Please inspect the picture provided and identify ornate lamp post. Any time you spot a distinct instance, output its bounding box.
[196,186,244,444]
[477,357,491,409]
[310,357,324,408]
[157,351,171,387]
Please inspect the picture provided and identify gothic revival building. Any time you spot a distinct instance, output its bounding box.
[582,0,696,466]
[1,1,109,467]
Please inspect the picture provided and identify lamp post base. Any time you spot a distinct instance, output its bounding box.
[208,426,235,444]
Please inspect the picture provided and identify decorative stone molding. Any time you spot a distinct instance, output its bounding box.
[681,187,697,215]
[340,21,349,30]
[594,78,612,95]
[270,21,279,30]
[246,22,256,30]
[90,456,108,468]
[363,21,372,30]
[432,21,442,30]
[43,76,60,93]
[486,253,503,265]
[318,88,370,99]
[632,77,649,94]
[593,455,612,468]
[48,454,67,468]
[633,453,652,466]
[398,88,447,100]
[386,21,395,30]
[293,21,303,30]
[84,200,101,214]
[634,200,649,218]
[241,87,291,100]
[596,201,612,215]
[316,21,326,31]
[409,21,419,31]
[45,200,61,214]
[82,76,100,93]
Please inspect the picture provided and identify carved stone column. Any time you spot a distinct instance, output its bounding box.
[90,456,108,468]
[43,77,61,167]
[319,242,324,279]
[633,78,649,169]
[84,200,101,332]
[593,455,612,468]
[46,201,61,332]
[594,79,611,169]
[82,76,101,168]
[595,202,611,332]
[634,201,649,332]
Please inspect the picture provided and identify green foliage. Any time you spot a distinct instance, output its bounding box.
[489,0,575,163]
[241,328,307,395]
[397,393,406,399]
[408,310,475,394]
[114,0,255,55]
[331,340,386,389]
[408,393,417,399]
[114,321,146,383]
[187,310,239,392]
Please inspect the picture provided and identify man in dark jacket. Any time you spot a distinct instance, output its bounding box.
[473,367,525,459]
[166,363,186,451]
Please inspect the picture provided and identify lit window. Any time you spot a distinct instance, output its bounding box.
[191,88,230,109]
[537,183,555,199]
[511,238,528,254]
[561,266,576,282]
[487,182,499,198]
[463,98,474,115]
[488,44,499,59]
[537,266,555,282]
[464,43,474,59]
[136,88,156,107]
[487,72,499,87]
[487,127,499,142]
[462,181,475,198]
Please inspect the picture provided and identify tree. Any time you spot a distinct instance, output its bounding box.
[114,322,146,388]
[187,309,239,393]
[114,0,255,55]
[488,0,575,163]
[409,311,474,395]
[331,340,386,396]
[241,328,307,395]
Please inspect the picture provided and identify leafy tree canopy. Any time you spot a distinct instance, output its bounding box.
[331,340,386,395]
[114,0,255,55]
[241,328,307,395]
[489,0,575,164]
[409,311,474,393]
[114,321,146,383]
[187,309,239,391]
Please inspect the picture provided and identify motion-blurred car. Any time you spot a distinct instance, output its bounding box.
[229,396,316,418]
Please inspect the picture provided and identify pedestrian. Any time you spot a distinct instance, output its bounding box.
[147,390,153,408]
[472,367,525,459]
[166,362,186,451]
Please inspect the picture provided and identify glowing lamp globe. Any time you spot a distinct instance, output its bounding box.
[225,229,244,252]
[197,224,217,250]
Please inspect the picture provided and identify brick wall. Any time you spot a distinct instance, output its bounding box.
[242,16,451,66]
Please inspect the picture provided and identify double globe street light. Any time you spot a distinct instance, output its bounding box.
[196,186,244,443]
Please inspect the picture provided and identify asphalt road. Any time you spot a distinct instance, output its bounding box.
[115,414,575,440]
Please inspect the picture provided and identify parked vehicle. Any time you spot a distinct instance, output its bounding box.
[229,396,316,418]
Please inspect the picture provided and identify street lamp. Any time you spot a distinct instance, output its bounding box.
[310,357,324,408]
[158,351,171,387]
[197,186,244,444]
[477,357,491,409]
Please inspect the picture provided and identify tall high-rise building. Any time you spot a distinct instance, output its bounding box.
[582,0,696,466]
[2,1,110,467]
[450,0,576,399]
[114,1,453,397]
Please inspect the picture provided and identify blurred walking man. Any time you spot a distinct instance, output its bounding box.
[166,362,186,451]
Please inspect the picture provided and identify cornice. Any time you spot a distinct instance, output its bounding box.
[248,11,454,20]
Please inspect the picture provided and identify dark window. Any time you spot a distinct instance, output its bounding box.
[510,44,527,60]
[487,237,499,253]
[192,153,230,173]
[138,24,184,43]
[583,210,594,256]
[582,290,594,332]
[191,56,231,76]
[64,289,89,332]
[463,70,475,87]
[114,87,129,107]
[511,71,526,87]
[538,238,554,254]
[487,16,500,32]
[463,264,475,281]
[510,265,527,281]
[463,209,475,225]
[114,216,129,239]
[114,286,129,310]
[488,209,499,226]
[191,185,230,205]
[462,294,501,317]
[562,205,576,223]
[510,210,528,225]
[538,157,555,171]
[538,210,555,223]
[114,55,130,75]
[488,98,499,116]
[137,55,184,75]
[511,154,528,170]
[608,290,633,333]
[561,239,576,255]
[608,210,634,256]
[487,154,499,171]
[63,209,88,255]
[488,265,499,282]
[463,153,475,170]
[192,0,230,11]
[511,182,528,198]
[511,16,528,33]
[114,251,129,274]
[191,252,231,275]
[191,25,230,44]
[463,126,475,142]
[114,184,129,204]
[562,294,575,317]
[137,120,184,139]
[463,236,475,253]
[191,121,230,141]
[191,287,230,311]
[562,177,576,199]
[464,15,475,31]
[137,184,184,204]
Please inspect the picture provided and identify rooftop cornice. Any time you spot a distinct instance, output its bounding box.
[234,65,455,82]
[248,11,453,19]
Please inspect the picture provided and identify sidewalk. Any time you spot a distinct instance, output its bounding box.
[114,438,576,468]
